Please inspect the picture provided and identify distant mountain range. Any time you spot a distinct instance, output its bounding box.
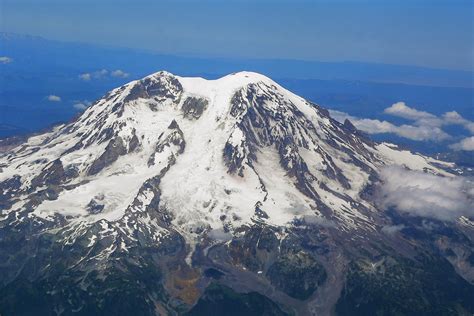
[1,32,472,88]
[1,32,473,158]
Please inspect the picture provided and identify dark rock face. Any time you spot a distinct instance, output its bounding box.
[226,82,375,206]
[343,119,357,134]
[162,120,186,154]
[182,97,208,119]
[343,118,373,143]
[223,140,247,176]
[267,251,327,300]
[129,129,140,152]
[254,203,269,219]
[124,73,183,105]
[0,175,22,209]
[30,159,65,189]
[87,196,105,214]
[88,137,127,175]
[148,120,186,166]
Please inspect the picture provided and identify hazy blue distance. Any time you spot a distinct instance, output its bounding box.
[1,0,473,71]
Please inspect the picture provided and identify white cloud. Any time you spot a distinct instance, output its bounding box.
[443,111,474,134]
[111,69,129,78]
[73,103,86,110]
[73,103,87,110]
[449,136,474,151]
[394,125,450,141]
[97,69,108,76]
[331,102,474,143]
[79,69,129,80]
[376,166,474,222]
[79,70,108,81]
[73,100,91,110]
[442,111,462,122]
[330,110,450,141]
[384,102,437,121]
[79,73,91,81]
[328,110,353,124]
[385,102,445,129]
[47,95,61,102]
[385,102,474,133]
[0,56,13,64]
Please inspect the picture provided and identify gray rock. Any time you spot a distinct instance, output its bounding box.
[88,137,127,175]
[182,97,208,119]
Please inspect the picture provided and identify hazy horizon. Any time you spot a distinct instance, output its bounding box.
[1,0,473,71]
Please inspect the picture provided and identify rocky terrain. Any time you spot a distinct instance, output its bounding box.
[0,71,473,315]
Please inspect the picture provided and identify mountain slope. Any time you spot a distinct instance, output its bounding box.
[1,71,473,315]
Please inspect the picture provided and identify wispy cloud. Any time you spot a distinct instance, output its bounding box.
[78,73,91,81]
[47,95,61,102]
[79,69,108,81]
[79,69,129,80]
[330,101,474,144]
[330,110,450,141]
[96,69,108,76]
[376,166,474,222]
[449,136,474,151]
[111,69,129,78]
[385,102,474,133]
[443,111,474,134]
[73,100,91,110]
[384,102,437,121]
[0,56,13,64]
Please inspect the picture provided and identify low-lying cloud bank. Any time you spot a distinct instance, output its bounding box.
[330,109,449,141]
[376,166,474,222]
[330,101,474,149]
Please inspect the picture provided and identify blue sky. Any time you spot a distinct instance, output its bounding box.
[1,0,473,70]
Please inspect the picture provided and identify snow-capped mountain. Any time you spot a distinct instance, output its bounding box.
[1,71,473,315]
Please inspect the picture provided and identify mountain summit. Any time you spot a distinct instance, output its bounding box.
[1,71,473,315]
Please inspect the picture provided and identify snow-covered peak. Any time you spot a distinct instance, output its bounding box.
[178,71,278,89]
[171,70,275,86]
[0,71,451,244]
[1,71,471,316]
[117,70,284,110]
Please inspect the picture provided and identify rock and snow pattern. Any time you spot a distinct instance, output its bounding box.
[0,71,455,242]
[1,71,473,315]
